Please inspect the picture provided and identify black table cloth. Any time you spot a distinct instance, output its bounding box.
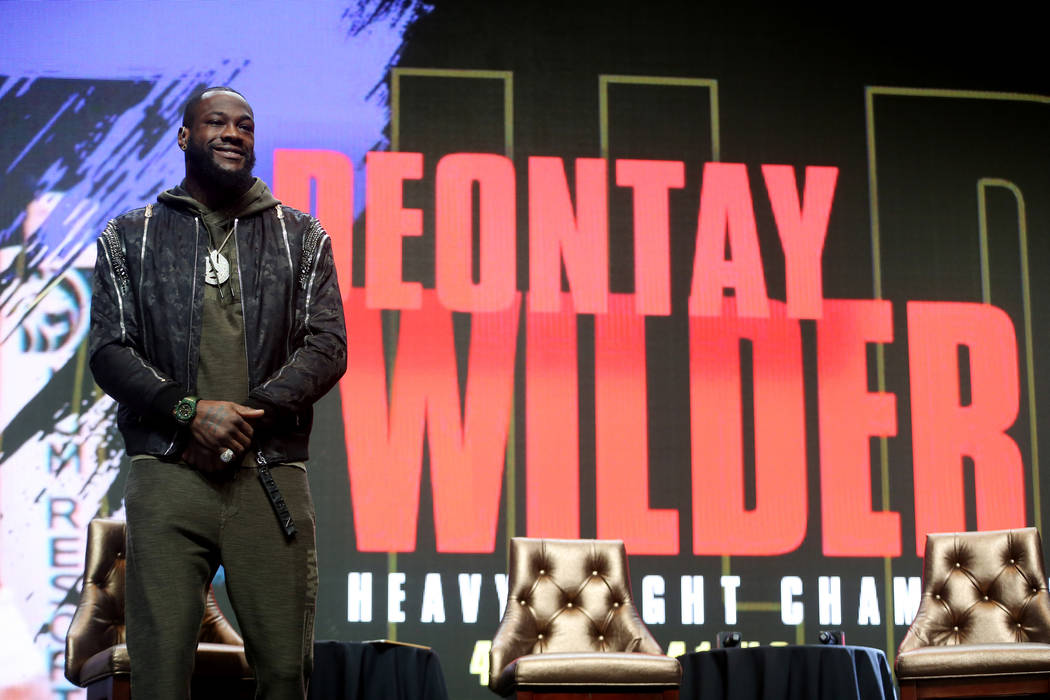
[309,640,450,700]
[679,644,896,700]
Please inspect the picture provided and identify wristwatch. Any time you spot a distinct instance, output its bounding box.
[172,395,200,425]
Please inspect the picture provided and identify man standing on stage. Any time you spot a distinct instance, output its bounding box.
[89,86,346,698]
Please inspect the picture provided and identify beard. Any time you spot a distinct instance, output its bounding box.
[185,137,256,195]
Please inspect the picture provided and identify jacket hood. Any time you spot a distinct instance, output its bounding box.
[158,177,280,227]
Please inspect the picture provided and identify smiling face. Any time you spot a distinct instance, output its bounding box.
[178,89,257,196]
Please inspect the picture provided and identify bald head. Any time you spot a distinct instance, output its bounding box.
[182,86,250,127]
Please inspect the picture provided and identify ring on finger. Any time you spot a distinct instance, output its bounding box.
[219,448,235,463]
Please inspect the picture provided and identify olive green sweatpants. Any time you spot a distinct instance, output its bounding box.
[124,459,317,699]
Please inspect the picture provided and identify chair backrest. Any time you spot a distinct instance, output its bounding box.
[64,518,243,685]
[489,538,661,687]
[898,527,1050,654]
[65,518,127,683]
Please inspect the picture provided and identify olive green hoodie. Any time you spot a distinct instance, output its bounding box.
[157,178,280,445]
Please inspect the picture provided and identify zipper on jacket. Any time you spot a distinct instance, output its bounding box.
[138,205,153,357]
[187,218,201,384]
[165,217,203,458]
[232,218,256,390]
[275,205,294,357]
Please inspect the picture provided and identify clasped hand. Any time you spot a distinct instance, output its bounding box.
[181,400,265,472]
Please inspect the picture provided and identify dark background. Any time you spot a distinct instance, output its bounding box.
[2,3,1048,698]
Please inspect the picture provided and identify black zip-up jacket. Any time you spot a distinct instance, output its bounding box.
[89,199,347,464]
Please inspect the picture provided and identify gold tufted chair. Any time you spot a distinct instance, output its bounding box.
[64,518,254,700]
[896,527,1050,699]
[488,538,681,699]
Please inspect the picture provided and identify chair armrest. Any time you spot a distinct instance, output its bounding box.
[65,582,123,686]
[489,599,537,691]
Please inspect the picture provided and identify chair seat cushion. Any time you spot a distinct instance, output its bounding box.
[494,651,681,695]
[78,643,253,686]
[896,643,1050,679]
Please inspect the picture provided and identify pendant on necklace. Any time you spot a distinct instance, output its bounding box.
[205,250,230,285]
